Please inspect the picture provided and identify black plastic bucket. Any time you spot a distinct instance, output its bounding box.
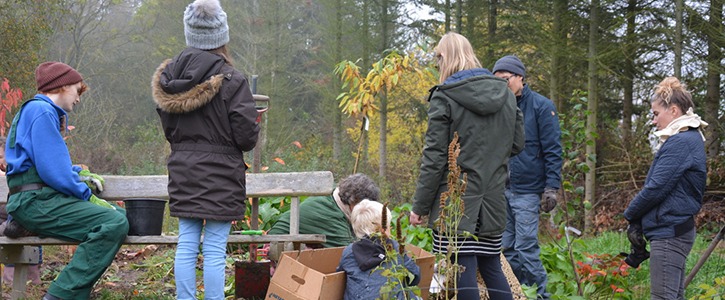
[123,198,166,236]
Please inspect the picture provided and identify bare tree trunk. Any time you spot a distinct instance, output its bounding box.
[622,0,637,143]
[550,0,566,110]
[704,0,723,158]
[381,0,389,50]
[461,0,484,46]
[362,0,370,69]
[456,0,463,32]
[333,0,343,162]
[674,0,683,77]
[379,0,390,179]
[445,0,451,32]
[361,0,371,168]
[584,0,600,233]
[380,91,388,178]
[486,0,498,66]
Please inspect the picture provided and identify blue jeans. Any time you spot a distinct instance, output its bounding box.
[502,190,548,299]
[650,228,695,300]
[175,218,232,300]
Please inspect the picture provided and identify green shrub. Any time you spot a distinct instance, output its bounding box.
[391,203,433,252]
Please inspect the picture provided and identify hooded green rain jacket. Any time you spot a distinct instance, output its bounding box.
[413,74,524,237]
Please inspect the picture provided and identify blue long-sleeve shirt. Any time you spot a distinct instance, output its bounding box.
[5,94,91,201]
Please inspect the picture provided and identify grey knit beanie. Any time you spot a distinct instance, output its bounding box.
[184,0,229,50]
[493,55,526,78]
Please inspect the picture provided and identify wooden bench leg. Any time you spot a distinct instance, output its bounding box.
[11,264,28,300]
[268,242,284,262]
[283,241,293,251]
[0,245,40,300]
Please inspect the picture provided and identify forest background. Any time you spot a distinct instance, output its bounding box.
[0,0,723,234]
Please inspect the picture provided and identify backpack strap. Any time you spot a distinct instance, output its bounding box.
[7,98,43,149]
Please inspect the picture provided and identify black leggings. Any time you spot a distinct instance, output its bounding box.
[454,254,513,300]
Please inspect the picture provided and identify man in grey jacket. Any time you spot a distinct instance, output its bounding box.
[494,55,563,299]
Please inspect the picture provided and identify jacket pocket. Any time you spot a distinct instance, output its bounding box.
[477,193,507,235]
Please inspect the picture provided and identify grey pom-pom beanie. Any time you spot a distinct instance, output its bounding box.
[492,55,526,78]
[184,0,229,50]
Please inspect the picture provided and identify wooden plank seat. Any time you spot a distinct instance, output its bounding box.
[0,234,326,246]
[0,171,332,299]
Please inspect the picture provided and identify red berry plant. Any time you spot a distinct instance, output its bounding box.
[1,78,22,136]
[576,253,634,299]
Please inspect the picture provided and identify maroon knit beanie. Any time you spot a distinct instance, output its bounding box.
[35,62,83,92]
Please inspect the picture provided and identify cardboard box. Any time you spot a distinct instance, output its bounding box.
[266,247,346,300]
[407,244,435,300]
[266,244,435,300]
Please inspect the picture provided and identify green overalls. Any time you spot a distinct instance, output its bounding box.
[5,99,129,300]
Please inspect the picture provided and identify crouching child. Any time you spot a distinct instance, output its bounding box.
[336,199,421,300]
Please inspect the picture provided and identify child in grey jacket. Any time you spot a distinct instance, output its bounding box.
[336,200,421,300]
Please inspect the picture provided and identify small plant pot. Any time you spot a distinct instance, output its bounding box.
[123,198,166,236]
[235,260,271,299]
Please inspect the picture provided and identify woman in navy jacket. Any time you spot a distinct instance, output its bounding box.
[623,77,707,300]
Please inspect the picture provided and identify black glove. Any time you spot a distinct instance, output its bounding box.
[620,221,649,268]
[627,222,646,249]
[622,249,650,268]
[540,188,558,213]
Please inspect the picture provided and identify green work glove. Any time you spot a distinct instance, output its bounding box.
[89,194,116,210]
[79,169,104,195]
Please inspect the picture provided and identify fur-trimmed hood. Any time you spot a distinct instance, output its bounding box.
[151,47,227,114]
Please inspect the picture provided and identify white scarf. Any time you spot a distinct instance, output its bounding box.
[654,107,708,150]
[333,187,352,222]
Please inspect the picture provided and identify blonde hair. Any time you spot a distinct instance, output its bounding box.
[652,77,694,112]
[350,199,391,238]
[435,32,482,84]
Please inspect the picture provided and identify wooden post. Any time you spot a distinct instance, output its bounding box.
[250,75,261,262]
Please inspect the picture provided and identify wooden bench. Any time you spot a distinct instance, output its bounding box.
[0,171,333,299]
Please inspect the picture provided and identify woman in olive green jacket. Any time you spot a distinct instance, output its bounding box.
[410,32,524,300]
